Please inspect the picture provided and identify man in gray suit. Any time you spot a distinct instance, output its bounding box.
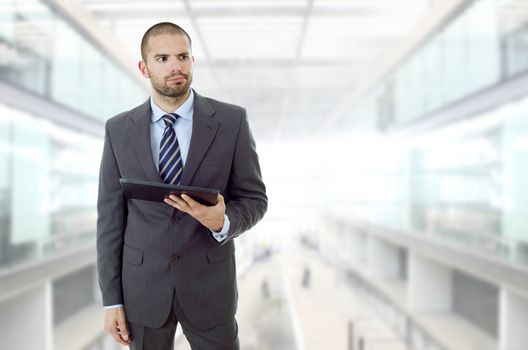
[97,22,267,350]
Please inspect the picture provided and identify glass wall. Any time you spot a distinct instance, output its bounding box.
[0,0,147,121]
[334,80,528,266]
[352,0,528,131]
[0,103,101,267]
[0,0,148,270]
[499,0,528,77]
[333,0,528,266]
[409,114,504,255]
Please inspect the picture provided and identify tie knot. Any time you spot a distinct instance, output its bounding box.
[162,113,179,127]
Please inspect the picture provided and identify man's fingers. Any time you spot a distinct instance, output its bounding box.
[110,324,130,345]
[180,194,198,208]
[111,331,127,345]
[216,194,225,206]
[165,194,199,214]
[110,320,118,336]
[165,195,186,208]
[105,308,130,346]
[164,194,225,231]
[110,321,126,345]
[117,317,130,342]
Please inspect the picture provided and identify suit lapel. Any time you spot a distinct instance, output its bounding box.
[127,99,163,183]
[180,92,219,186]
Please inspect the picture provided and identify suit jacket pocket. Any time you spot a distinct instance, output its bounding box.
[123,244,143,265]
[206,241,235,263]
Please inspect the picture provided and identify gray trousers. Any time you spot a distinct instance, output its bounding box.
[128,290,239,350]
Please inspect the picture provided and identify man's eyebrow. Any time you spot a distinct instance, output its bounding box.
[153,52,190,58]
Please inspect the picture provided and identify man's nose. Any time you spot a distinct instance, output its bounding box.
[171,63,182,73]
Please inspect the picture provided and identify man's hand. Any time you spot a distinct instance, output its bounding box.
[104,307,131,346]
[164,194,226,231]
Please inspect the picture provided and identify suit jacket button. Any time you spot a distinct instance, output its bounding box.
[171,255,179,263]
[171,216,179,224]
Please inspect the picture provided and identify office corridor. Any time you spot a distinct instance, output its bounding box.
[2,0,528,349]
[174,239,409,350]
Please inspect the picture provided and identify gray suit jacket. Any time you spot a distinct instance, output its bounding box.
[96,91,267,330]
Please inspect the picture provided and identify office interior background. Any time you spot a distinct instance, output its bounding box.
[1,0,528,349]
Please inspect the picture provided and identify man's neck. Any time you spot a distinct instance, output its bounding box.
[151,89,191,113]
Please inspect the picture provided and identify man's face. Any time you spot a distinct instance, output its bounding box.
[139,33,194,98]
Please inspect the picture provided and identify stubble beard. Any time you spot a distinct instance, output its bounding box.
[152,73,193,99]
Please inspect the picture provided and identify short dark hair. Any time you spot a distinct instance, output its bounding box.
[140,22,192,62]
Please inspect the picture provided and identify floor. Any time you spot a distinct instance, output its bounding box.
[174,240,410,350]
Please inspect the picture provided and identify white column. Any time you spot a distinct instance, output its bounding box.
[0,282,53,350]
[349,231,368,266]
[499,289,528,350]
[407,252,452,311]
[367,237,400,279]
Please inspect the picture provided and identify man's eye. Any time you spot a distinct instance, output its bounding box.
[179,55,188,60]
[157,57,167,62]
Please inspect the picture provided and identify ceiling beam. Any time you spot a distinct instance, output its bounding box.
[179,0,226,94]
[194,58,362,67]
[87,6,387,19]
[273,0,315,142]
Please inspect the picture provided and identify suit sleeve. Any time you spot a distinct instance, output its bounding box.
[223,109,267,243]
[96,121,126,306]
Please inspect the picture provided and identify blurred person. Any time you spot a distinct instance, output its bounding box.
[97,22,267,350]
[302,265,311,288]
[261,279,270,299]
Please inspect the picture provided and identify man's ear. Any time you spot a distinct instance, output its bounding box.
[138,61,149,78]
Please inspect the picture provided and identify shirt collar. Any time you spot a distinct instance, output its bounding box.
[150,89,194,124]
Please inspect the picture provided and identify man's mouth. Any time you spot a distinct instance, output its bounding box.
[166,76,186,84]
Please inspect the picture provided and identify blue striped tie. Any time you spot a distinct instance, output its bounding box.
[159,113,183,184]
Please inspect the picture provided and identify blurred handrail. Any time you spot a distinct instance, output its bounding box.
[0,242,95,303]
[328,213,528,299]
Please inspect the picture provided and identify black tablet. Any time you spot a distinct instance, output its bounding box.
[119,178,219,206]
